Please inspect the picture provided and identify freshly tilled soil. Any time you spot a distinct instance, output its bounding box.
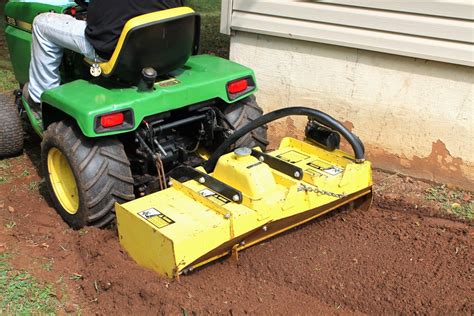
[0,140,472,315]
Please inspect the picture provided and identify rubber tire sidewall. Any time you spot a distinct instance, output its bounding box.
[41,121,134,229]
[42,129,86,228]
[223,95,269,151]
[0,92,23,157]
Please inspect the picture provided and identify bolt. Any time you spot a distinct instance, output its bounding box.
[224,213,231,219]
[168,181,173,187]
[240,241,246,246]
[198,177,205,184]
[294,171,301,178]
[182,266,194,275]
[258,156,265,162]
[263,225,268,232]
[232,194,240,202]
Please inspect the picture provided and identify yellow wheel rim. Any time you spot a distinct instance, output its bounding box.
[47,147,79,215]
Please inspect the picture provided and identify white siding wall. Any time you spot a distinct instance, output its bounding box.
[221,0,474,188]
[221,0,474,66]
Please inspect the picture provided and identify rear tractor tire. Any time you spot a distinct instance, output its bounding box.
[223,95,269,150]
[41,120,135,229]
[0,92,24,157]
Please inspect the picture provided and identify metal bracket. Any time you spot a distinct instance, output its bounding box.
[171,166,243,204]
[251,150,304,180]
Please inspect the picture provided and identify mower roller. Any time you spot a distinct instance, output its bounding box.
[1,1,373,278]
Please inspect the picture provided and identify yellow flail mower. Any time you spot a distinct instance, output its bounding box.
[116,107,372,278]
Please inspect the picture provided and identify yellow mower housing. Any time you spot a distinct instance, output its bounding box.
[116,136,372,278]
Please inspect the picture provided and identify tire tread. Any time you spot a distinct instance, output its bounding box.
[41,120,134,229]
[223,95,269,150]
[0,93,23,157]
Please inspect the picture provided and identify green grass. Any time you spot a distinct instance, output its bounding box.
[27,180,43,191]
[0,160,11,170]
[5,220,16,229]
[0,176,9,185]
[42,258,54,272]
[187,0,220,13]
[1,0,15,92]
[21,169,30,177]
[425,185,473,220]
[187,0,230,58]
[0,159,36,185]
[0,68,16,92]
[0,254,59,314]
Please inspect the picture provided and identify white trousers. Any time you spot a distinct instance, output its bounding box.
[28,13,96,103]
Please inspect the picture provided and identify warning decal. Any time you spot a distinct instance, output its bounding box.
[157,78,180,87]
[307,160,344,176]
[138,208,175,229]
[305,168,319,177]
[276,150,310,164]
[199,189,231,206]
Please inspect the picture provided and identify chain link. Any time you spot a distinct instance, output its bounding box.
[297,184,346,199]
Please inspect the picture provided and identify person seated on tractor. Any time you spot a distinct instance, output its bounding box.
[25,0,185,116]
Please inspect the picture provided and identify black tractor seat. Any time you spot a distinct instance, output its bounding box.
[93,7,200,85]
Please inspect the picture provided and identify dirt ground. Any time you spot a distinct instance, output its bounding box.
[2,1,470,313]
[0,133,472,315]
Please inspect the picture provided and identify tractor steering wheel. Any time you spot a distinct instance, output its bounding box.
[74,0,88,10]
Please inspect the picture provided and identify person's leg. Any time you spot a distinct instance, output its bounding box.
[28,13,96,103]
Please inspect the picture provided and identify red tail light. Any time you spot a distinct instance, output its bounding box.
[227,79,249,94]
[101,112,124,128]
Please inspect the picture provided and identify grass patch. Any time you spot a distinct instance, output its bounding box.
[21,169,30,177]
[0,176,10,185]
[27,180,42,191]
[425,185,473,220]
[0,68,16,93]
[0,160,11,170]
[186,0,220,13]
[0,254,59,314]
[69,273,83,281]
[187,0,230,58]
[0,160,12,184]
[42,258,54,272]
[5,220,16,229]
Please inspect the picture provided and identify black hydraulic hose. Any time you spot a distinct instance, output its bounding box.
[204,107,365,173]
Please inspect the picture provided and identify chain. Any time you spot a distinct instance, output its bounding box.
[297,184,346,199]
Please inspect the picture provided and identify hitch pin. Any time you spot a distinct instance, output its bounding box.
[153,139,168,157]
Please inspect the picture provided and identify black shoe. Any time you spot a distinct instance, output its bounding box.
[22,83,42,121]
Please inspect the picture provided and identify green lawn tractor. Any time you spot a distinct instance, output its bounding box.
[1,0,373,278]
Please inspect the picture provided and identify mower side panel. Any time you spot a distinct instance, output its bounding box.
[4,26,32,85]
[4,1,73,85]
[42,55,257,137]
[5,1,73,24]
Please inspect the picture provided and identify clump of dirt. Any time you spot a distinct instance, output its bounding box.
[1,143,473,315]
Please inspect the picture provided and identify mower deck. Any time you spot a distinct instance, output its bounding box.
[116,137,372,278]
